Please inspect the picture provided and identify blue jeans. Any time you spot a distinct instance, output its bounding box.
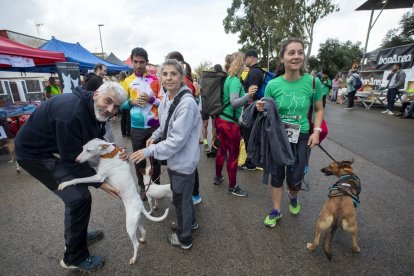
[386,88,399,111]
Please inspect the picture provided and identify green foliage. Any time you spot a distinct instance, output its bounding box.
[308,56,320,70]
[312,39,363,78]
[381,11,414,48]
[223,0,339,71]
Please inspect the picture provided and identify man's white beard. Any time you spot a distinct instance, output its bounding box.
[94,103,111,122]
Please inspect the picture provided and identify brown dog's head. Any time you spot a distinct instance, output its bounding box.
[321,159,354,177]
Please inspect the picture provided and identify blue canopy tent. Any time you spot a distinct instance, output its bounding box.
[40,37,130,74]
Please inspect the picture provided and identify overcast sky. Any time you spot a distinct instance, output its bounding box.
[0,0,411,68]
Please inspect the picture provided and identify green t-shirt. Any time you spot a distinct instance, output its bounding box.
[264,74,323,133]
[219,75,245,122]
[322,79,331,96]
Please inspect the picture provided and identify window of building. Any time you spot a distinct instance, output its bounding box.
[25,80,42,93]
[0,81,6,95]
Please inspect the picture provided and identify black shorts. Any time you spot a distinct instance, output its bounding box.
[200,109,211,121]
[269,133,311,191]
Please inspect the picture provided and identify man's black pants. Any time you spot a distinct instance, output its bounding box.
[18,159,91,266]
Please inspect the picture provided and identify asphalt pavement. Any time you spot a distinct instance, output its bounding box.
[0,100,413,275]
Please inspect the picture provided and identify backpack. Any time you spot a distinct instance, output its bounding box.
[353,75,362,91]
[257,70,276,99]
[201,71,237,120]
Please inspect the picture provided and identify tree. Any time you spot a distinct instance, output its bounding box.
[299,0,339,64]
[223,0,339,70]
[223,0,299,70]
[194,60,213,76]
[381,11,414,48]
[308,55,320,71]
[313,38,363,78]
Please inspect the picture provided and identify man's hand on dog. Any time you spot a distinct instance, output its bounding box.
[129,150,145,164]
[119,148,128,161]
[100,182,121,199]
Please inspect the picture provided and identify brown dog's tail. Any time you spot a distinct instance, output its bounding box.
[323,218,338,261]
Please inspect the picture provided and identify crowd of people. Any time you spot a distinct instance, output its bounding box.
[13,36,412,272]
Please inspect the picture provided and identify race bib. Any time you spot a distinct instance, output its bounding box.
[284,123,300,144]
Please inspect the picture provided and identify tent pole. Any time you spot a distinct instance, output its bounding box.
[361,8,375,71]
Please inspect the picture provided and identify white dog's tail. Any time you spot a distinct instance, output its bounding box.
[143,208,169,222]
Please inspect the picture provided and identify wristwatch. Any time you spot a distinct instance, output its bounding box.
[313,127,322,133]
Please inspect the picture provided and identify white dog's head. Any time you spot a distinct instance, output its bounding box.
[76,138,113,163]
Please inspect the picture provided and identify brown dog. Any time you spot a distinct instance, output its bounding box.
[1,138,20,173]
[306,159,361,260]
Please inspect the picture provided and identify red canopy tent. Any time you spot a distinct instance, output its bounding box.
[124,56,132,67]
[0,36,65,69]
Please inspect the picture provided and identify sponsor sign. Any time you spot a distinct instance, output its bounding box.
[376,44,414,70]
[359,70,385,87]
[55,62,81,94]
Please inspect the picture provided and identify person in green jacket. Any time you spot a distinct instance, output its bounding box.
[321,74,332,107]
[45,77,62,99]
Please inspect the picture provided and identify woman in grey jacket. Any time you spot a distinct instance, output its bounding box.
[129,59,201,250]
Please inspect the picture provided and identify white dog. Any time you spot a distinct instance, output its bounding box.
[141,165,172,214]
[58,138,169,265]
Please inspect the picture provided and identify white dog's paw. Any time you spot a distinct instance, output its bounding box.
[139,237,146,243]
[128,257,136,265]
[58,183,67,191]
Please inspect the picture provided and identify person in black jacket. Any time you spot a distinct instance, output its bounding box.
[239,49,262,171]
[14,82,127,273]
[84,63,107,91]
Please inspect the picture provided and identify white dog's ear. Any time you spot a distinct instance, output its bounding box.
[101,144,110,149]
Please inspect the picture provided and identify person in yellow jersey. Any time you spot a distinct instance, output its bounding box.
[45,77,62,99]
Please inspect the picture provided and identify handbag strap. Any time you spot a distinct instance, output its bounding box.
[312,76,316,123]
[161,89,191,141]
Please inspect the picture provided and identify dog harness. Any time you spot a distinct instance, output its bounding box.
[100,146,122,159]
[328,174,361,208]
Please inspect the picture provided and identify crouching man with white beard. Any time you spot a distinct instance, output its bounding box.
[14,82,127,273]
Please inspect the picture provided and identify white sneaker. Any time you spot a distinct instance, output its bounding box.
[381,110,389,114]
[387,111,394,115]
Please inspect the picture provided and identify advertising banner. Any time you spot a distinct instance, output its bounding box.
[55,62,81,93]
[359,70,385,87]
[376,44,414,70]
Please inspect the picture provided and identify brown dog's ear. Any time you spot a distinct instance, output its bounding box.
[342,159,354,166]
[100,144,110,149]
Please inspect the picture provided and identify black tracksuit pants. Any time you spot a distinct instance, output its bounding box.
[18,159,91,266]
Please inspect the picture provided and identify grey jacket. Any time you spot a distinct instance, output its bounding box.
[346,72,359,93]
[387,70,406,89]
[143,86,201,174]
[242,97,294,182]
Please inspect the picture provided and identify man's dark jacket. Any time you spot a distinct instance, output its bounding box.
[15,86,106,187]
[243,63,264,101]
[84,72,103,91]
[242,97,294,182]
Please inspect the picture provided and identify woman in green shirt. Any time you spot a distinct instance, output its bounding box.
[321,74,332,107]
[256,38,324,228]
[214,52,256,197]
